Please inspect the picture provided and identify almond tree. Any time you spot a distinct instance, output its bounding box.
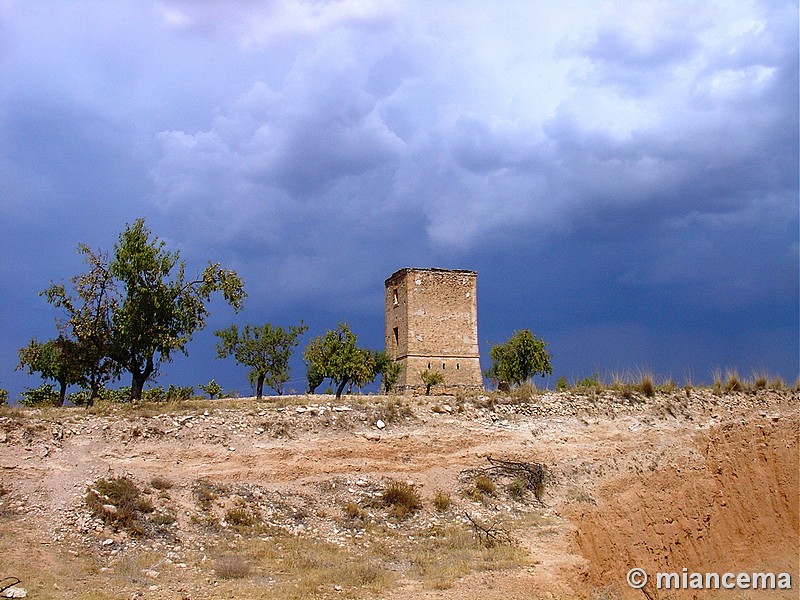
[215,322,307,398]
[44,219,246,402]
[485,329,552,388]
[16,337,82,406]
[303,323,380,399]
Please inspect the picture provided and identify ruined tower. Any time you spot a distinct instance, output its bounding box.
[385,268,483,393]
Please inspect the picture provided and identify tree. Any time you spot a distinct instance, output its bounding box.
[306,362,325,394]
[199,379,222,399]
[420,369,444,396]
[485,329,552,388]
[215,322,307,398]
[42,245,121,405]
[44,219,245,402]
[303,323,380,399]
[375,352,403,393]
[17,337,83,406]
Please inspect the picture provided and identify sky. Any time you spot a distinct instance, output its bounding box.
[1,0,797,399]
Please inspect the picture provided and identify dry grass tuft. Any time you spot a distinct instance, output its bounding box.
[149,475,173,490]
[473,475,496,496]
[86,476,153,536]
[382,480,422,519]
[433,489,451,512]
[214,554,252,579]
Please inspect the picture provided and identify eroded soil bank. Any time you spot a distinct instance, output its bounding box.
[572,409,798,599]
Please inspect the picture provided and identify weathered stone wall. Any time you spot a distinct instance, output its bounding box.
[385,268,483,393]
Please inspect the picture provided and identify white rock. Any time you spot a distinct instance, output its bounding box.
[376,420,386,430]
[1,587,26,598]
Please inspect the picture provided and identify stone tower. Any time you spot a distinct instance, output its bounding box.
[385,268,483,393]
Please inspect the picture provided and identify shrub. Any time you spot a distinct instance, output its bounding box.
[638,374,655,398]
[199,379,223,399]
[576,373,601,390]
[214,554,251,580]
[194,481,221,510]
[433,489,451,512]
[0,387,8,406]
[67,389,93,406]
[100,387,132,403]
[555,376,568,391]
[167,384,195,401]
[724,369,742,392]
[149,476,173,490]
[225,506,257,528]
[343,500,367,521]
[19,383,59,407]
[86,476,150,535]
[508,478,527,500]
[473,475,496,496]
[382,480,422,519]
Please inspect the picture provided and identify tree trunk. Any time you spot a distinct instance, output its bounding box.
[335,378,349,399]
[425,384,432,396]
[130,357,154,402]
[130,373,146,402]
[56,379,68,407]
[87,383,101,408]
[256,374,265,400]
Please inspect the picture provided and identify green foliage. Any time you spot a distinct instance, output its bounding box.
[377,354,403,393]
[420,369,444,395]
[485,329,552,388]
[306,362,325,394]
[215,322,307,398]
[44,219,246,402]
[0,387,7,406]
[555,376,568,391]
[19,383,60,407]
[41,245,121,405]
[199,379,223,399]
[17,337,83,406]
[303,323,380,399]
[576,372,601,389]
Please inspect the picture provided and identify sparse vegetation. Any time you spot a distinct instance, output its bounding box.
[420,369,443,395]
[214,554,252,579]
[86,476,154,536]
[433,489,451,512]
[225,505,258,528]
[473,475,496,496]
[149,475,173,490]
[382,480,422,519]
[485,329,552,389]
[199,379,223,399]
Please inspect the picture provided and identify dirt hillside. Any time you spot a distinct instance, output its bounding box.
[0,389,797,599]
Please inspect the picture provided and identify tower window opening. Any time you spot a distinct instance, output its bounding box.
[393,327,399,346]
[442,362,446,370]
[392,288,398,306]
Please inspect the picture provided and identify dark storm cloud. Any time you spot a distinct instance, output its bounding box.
[0,0,796,399]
